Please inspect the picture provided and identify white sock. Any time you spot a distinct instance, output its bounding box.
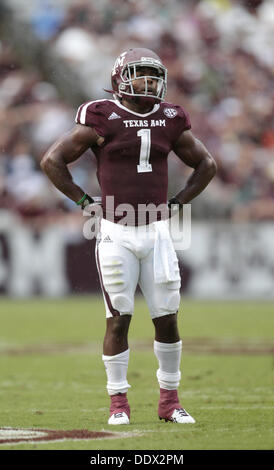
[102,348,131,396]
[154,340,182,390]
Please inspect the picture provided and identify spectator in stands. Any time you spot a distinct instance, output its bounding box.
[0,0,273,221]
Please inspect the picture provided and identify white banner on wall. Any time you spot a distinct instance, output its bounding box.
[0,211,273,298]
[0,211,68,297]
[178,221,274,299]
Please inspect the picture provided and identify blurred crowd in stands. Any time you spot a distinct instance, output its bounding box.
[0,0,273,226]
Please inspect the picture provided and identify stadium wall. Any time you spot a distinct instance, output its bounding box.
[0,210,273,299]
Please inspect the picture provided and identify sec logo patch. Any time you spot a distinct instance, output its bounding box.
[164,108,177,118]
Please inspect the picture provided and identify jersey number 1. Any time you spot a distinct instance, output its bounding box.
[137,129,152,173]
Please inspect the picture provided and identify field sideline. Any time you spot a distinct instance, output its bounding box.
[0,296,273,450]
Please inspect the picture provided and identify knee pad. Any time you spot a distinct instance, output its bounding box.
[100,255,133,313]
[164,275,181,312]
[166,289,180,313]
[152,282,180,317]
[111,293,133,313]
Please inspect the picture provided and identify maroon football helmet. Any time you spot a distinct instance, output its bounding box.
[111,48,167,103]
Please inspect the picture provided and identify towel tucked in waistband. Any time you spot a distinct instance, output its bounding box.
[153,221,178,284]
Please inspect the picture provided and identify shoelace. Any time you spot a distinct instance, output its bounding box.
[175,408,188,417]
[114,412,124,418]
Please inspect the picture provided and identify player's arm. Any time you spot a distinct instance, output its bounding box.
[171,130,217,206]
[40,124,104,204]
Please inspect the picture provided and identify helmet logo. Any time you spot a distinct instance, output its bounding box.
[112,51,127,76]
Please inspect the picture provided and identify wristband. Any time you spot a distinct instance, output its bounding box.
[76,194,94,209]
[76,194,88,205]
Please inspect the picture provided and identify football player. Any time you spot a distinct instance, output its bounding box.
[41,48,217,425]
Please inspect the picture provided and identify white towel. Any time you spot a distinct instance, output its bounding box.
[153,221,178,284]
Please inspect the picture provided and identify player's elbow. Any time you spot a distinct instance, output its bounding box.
[40,154,50,174]
[206,156,217,178]
[40,151,58,175]
[40,155,47,172]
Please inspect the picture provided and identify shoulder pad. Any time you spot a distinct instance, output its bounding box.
[75,99,110,125]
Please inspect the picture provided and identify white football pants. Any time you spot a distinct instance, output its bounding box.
[95,218,181,319]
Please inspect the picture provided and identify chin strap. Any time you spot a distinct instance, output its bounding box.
[103,88,116,95]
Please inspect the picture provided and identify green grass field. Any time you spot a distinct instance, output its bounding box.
[0,296,273,450]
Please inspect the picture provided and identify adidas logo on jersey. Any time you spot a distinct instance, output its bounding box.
[103,235,113,242]
[108,112,121,120]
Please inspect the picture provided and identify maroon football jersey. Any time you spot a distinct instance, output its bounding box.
[75,99,191,225]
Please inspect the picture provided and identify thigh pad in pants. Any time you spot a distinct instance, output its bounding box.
[97,246,138,316]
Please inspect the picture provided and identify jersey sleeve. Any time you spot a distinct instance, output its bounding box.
[177,106,191,132]
[75,100,107,137]
[162,103,191,147]
[172,105,191,142]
